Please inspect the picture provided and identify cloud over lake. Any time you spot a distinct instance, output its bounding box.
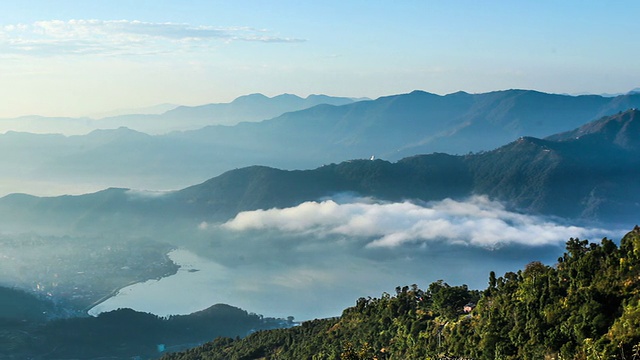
[223,195,612,249]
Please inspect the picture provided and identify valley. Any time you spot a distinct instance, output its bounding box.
[1,92,638,359]
[2,2,639,358]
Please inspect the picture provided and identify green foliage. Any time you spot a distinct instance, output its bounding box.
[164,227,640,360]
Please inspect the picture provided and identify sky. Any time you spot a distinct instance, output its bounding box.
[1,1,639,118]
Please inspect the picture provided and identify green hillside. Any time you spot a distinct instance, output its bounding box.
[162,226,640,360]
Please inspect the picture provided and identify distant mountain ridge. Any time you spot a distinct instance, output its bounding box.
[85,103,180,119]
[1,109,638,233]
[3,89,640,197]
[0,93,356,135]
[160,93,355,127]
[546,108,640,151]
[574,87,640,97]
[174,109,640,223]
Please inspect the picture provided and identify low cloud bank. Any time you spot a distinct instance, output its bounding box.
[223,196,612,248]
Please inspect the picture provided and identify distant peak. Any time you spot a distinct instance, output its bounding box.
[232,93,269,102]
[446,91,471,97]
[232,93,307,104]
[273,93,302,100]
[305,94,331,100]
[86,126,148,138]
[408,90,437,96]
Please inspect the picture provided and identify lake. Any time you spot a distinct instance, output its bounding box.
[88,249,234,317]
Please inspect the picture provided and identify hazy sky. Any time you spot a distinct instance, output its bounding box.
[1,1,639,118]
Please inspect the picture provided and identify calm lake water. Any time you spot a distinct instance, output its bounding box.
[87,243,559,320]
[88,249,234,317]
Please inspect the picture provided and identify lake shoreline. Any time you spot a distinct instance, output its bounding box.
[86,249,180,316]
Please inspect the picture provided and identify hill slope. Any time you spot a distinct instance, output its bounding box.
[161,227,640,360]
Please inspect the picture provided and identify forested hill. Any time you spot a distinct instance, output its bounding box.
[162,226,640,360]
[175,108,640,223]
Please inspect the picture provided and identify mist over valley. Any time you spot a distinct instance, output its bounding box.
[2,2,640,357]
[1,105,638,326]
[2,95,639,360]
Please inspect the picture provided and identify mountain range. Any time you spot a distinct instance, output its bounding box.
[1,108,638,237]
[2,89,640,197]
[0,93,356,135]
[1,91,639,360]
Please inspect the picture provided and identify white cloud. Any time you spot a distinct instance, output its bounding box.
[224,200,349,233]
[0,20,304,57]
[222,196,613,248]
